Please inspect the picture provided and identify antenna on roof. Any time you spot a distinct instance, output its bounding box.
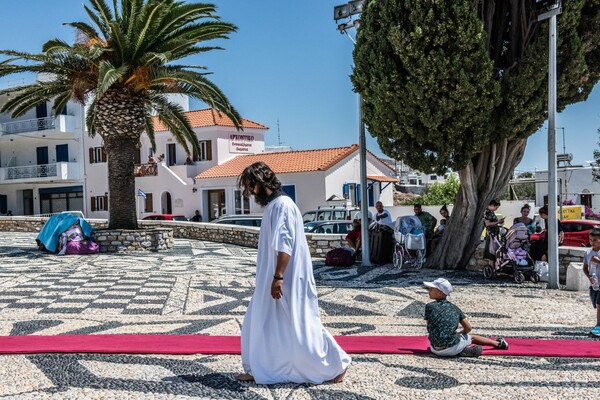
[277,118,282,146]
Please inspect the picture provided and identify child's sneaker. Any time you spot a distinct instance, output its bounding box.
[590,326,600,337]
[458,345,482,357]
[497,338,509,350]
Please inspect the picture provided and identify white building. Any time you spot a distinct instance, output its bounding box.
[195,144,397,220]
[535,166,599,209]
[0,96,87,216]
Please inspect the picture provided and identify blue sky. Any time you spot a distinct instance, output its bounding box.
[0,0,598,173]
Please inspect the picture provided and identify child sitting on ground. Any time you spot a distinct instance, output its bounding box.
[582,228,600,337]
[424,278,509,357]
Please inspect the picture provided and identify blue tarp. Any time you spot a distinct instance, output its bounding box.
[36,213,93,252]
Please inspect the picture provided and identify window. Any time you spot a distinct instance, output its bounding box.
[89,147,107,164]
[317,210,332,220]
[303,212,316,223]
[144,193,153,213]
[90,195,108,211]
[282,185,296,202]
[430,175,437,181]
[39,186,83,214]
[193,140,212,161]
[409,178,417,185]
[234,190,250,214]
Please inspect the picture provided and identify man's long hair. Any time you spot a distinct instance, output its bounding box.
[238,161,282,198]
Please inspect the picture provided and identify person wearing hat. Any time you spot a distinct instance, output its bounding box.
[423,278,509,357]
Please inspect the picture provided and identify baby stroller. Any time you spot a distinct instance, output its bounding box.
[482,223,539,283]
[392,216,426,270]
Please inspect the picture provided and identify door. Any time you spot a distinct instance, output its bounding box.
[161,192,172,214]
[36,146,49,165]
[167,143,176,166]
[36,103,47,130]
[22,189,33,215]
[56,144,69,162]
[207,189,226,221]
[581,194,593,209]
[0,195,6,214]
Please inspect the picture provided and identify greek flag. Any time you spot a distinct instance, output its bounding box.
[137,188,146,199]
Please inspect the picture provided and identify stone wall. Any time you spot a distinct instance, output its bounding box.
[92,228,173,253]
[0,217,346,256]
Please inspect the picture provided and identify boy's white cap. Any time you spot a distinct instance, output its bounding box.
[423,278,453,295]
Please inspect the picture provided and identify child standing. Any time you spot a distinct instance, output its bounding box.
[582,228,600,337]
[424,278,509,357]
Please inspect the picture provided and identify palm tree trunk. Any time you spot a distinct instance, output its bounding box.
[106,137,138,229]
[425,138,527,269]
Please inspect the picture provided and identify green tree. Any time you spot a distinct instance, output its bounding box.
[403,174,460,206]
[353,0,600,269]
[0,0,240,229]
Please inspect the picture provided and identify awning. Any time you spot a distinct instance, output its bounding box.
[367,175,398,183]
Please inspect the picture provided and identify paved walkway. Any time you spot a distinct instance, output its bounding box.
[0,232,599,399]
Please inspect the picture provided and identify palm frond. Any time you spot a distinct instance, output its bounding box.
[64,22,103,43]
[42,39,73,53]
[83,4,111,38]
[97,60,128,98]
[150,94,196,155]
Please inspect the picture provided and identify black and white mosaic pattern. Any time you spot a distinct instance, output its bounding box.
[1,232,600,399]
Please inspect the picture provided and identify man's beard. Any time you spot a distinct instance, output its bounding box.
[253,185,269,207]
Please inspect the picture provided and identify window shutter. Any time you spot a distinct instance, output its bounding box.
[193,146,199,162]
[101,147,107,162]
[206,140,212,161]
[103,195,108,211]
[89,148,95,164]
[91,197,96,212]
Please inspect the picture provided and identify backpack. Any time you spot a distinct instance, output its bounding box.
[325,248,356,267]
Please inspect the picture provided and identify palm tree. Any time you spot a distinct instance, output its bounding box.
[0,0,241,229]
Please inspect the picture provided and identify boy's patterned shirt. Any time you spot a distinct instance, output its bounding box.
[424,299,466,348]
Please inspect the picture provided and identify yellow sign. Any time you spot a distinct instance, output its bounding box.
[559,205,583,220]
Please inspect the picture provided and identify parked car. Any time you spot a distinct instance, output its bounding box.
[213,214,262,227]
[304,220,354,234]
[142,214,188,221]
[530,219,599,247]
[302,206,359,224]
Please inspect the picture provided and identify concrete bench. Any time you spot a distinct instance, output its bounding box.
[566,263,590,291]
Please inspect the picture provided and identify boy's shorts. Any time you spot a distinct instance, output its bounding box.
[430,334,472,357]
[590,287,600,309]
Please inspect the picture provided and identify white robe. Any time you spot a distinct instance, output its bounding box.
[241,195,351,384]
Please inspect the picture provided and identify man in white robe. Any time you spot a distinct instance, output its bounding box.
[236,162,350,385]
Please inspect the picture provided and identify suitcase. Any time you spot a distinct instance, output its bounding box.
[325,248,356,267]
[369,225,394,264]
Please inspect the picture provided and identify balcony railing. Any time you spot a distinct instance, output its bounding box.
[134,163,158,177]
[0,117,56,135]
[6,164,58,180]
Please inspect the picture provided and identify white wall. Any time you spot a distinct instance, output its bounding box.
[325,152,395,207]
[536,167,600,210]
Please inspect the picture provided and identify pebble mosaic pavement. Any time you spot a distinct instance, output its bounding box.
[1,232,600,399]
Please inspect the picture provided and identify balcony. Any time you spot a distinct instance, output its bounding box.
[0,162,81,183]
[134,163,158,177]
[0,115,77,136]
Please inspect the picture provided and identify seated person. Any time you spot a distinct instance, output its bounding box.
[345,217,362,255]
[433,218,446,238]
[374,201,393,225]
[414,204,437,239]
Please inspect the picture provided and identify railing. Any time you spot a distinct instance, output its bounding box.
[134,163,158,177]
[0,117,56,134]
[6,164,57,180]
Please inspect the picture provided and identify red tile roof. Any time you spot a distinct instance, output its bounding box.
[152,108,268,131]
[367,175,398,182]
[195,144,360,179]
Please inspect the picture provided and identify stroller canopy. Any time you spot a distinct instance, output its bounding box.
[395,215,423,235]
[36,213,93,252]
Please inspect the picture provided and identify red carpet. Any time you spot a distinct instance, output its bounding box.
[0,335,599,357]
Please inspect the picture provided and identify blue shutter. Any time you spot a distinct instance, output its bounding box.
[343,183,349,200]
[368,184,375,207]
[56,144,69,162]
[356,184,361,205]
[282,185,296,202]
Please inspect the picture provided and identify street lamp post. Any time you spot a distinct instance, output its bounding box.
[537,0,562,289]
[334,0,371,267]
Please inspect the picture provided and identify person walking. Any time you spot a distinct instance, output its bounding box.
[236,162,350,385]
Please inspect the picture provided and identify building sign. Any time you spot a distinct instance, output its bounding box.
[559,205,584,220]
[229,133,256,154]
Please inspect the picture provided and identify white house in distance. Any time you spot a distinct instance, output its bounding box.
[195,144,397,220]
[535,166,600,210]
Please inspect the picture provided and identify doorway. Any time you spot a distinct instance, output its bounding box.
[161,191,173,214]
[207,189,226,221]
[167,143,176,166]
[22,189,33,215]
[581,193,593,209]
